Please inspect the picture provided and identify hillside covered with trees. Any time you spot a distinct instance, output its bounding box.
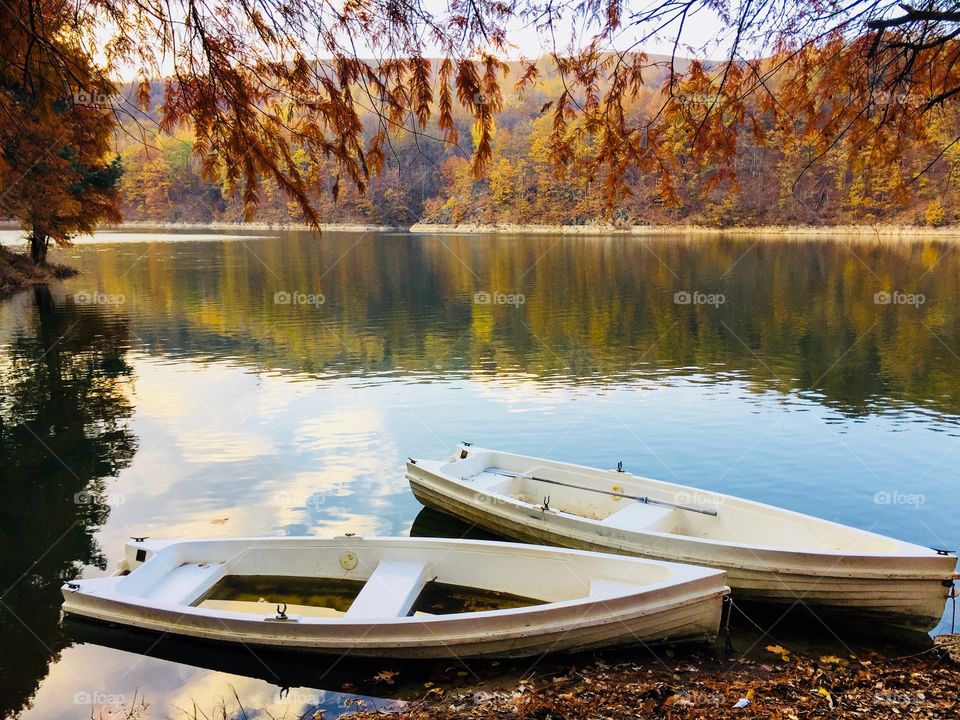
[114,55,960,229]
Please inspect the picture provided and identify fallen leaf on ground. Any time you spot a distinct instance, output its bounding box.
[374,670,398,685]
[766,644,791,661]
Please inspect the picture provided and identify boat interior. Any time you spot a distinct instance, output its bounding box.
[439,449,909,554]
[111,539,679,620]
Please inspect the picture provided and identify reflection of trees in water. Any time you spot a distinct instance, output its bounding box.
[88,234,960,418]
[0,287,137,718]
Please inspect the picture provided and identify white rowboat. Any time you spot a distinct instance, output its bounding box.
[60,536,728,658]
[407,445,958,633]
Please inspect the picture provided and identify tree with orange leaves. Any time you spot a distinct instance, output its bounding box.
[0,0,121,264]
[0,103,122,264]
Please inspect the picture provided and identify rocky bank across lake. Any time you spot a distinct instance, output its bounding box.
[408,222,960,238]
[99,220,960,237]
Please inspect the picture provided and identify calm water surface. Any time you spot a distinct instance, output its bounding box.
[1,229,959,718]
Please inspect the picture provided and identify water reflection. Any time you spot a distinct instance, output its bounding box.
[410,507,504,541]
[2,231,959,718]
[59,231,960,419]
[63,619,408,716]
[0,288,137,718]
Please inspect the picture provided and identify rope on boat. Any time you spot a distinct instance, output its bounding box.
[724,597,802,660]
[722,595,734,656]
[951,583,957,635]
[868,645,941,665]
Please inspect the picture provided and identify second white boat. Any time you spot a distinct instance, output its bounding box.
[407,445,958,633]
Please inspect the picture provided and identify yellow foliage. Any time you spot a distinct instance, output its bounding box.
[925,198,947,227]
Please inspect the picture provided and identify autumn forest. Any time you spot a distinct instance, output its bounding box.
[116,54,960,230]
[4,1,960,259]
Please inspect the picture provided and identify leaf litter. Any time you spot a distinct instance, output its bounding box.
[350,639,960,719]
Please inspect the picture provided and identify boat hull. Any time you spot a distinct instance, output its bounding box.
[61,536,728,659]
[408,460,955,635]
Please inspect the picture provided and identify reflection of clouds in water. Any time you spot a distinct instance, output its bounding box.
[21,642,376,720]
[265,470,352,528]
[179,428,277,464]
[251,375,314,419]
[20,644,200,720]
[308,510,389,537]
[293,410,384,452]
[101,357,405,547]
[289,409,406,498]
[134,360,278,463]
[113,441,192,498]
[165,667,304,718]
[173,679,389,720]
[127,356,189,419]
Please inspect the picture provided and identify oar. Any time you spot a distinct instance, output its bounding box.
[490,468,718,517]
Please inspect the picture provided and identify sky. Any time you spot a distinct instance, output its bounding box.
[489,1,730,59]
[97,0,735,81]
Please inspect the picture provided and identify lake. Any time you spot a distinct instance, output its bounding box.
[1,228,958,718]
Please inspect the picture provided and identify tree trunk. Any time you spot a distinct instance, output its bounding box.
[29,229,49,265]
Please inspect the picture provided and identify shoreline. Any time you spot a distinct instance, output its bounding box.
[101,221,404,233]
[6,219,960,238]
[92,220,960,237]
[409,221,960,238]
